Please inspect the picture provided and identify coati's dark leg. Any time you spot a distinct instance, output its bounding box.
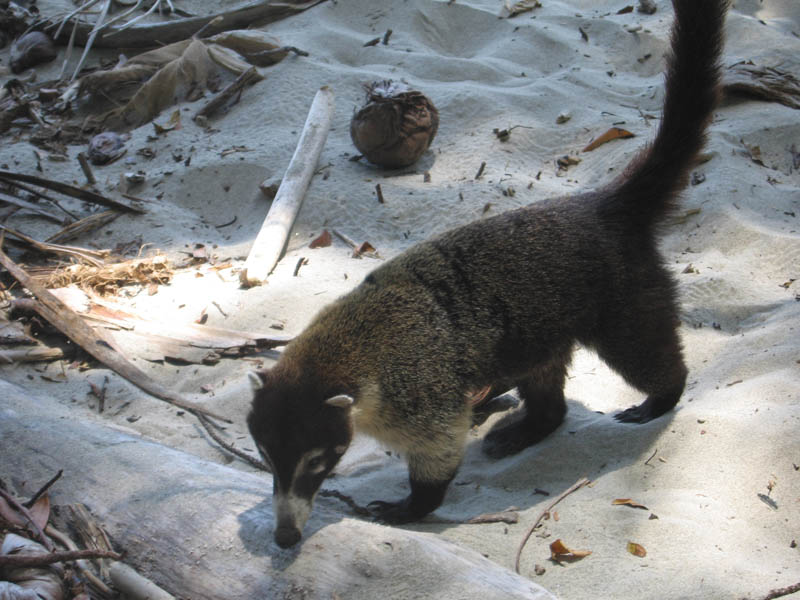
[482,351,570,459]
[597,299,687,423]
[369,436,465,523]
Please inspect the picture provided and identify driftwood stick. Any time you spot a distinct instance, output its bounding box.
[0,223,108,266]
[108,562,176,600]
[240,86,334,286]
[194,66,263,121]
[0,191,64,223]
[514,477,590,573]
[195,414,269,471]
[46,210,119,244]
[0,170,145,214]
[0,248,230,423]
[0,346,66,363]
[50,0,326,49]
[0,549,122,568]
[0,488,54,551]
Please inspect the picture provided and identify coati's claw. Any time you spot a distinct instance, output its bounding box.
[367,498,418,524]
[615,405,653,423]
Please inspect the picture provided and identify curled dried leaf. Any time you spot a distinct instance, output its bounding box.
[549,538,592,563]
[88,132,127,165]
[583,127,635,152]
[627,541,647,557]
[309,230,332,249]
[612,498,649,510]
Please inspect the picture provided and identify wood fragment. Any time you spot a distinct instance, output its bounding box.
[45,210,119,244]
[77,152,97,185]
[0,247,230,422]
[515,477,590,573]
[0,170,145,214]
[0,190,64,223]
[744,581,800,600]
[24,471,63,509]
[108,562,176,600]
[49,0,326,49]
[475,161,486,179]
[240,86,335,286]
[0,223,108,266]
[194,66,263,121]
[0,345,66,364]
[363,37,381,47]
[723,62,800,110]
[375,182,385,204]
[0,548,122,568]
[293,256,307,276]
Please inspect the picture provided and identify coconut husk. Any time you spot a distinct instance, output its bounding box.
[350,80,439,169]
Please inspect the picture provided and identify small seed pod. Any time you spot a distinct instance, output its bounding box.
[350,80,439,169]
[10,31,57,74]
[88,132,127,165]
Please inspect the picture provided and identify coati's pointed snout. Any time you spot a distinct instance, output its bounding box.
[274,525,302,548]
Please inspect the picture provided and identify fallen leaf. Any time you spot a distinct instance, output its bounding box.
[627,541,647,557]
[310,230,332,249]
[153,109,182,135]
[352,241,376,258]
[583,127,635,152]
[612,498,649,510]
[549,538,592,563]
[28,494,50,531]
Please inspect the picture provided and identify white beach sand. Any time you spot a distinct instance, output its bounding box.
[1,0,799,598]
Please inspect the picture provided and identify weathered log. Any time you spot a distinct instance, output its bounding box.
[0,380,554,600]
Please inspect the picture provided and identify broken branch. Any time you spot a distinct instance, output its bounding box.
[240,85,334,286]
[0,548,122,568]
[515,476,590,573]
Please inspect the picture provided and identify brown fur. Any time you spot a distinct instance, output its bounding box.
[248,0,729,545]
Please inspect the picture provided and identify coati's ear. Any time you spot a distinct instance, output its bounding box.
[325,394,354,408]
[248,371,267,391]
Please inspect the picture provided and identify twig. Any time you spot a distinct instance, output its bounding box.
[375,183,385,204]
[0,190,64,223]
[70,0,112,82]
[193,66,263,121]
[0,248,231,423]
[195,414,268,471]
[0,346,66,364]
[515,477,590,573]
[45,524,114,596]
[331,228,358,250]
[292,256,307,276]
[77,152,96,185]
[0,549,122,568]
[240,86,334,286]
[741,582,800,600]
[644,448,657,466]
[0,488,54,551]
[318,489,371,516]
[23,470,63,509]
[45,210,119,244]
[0,223,107,266]
[475,161,486,179]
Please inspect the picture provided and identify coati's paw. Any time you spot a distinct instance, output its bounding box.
[482,422,539,459]
[614,392,681,424]
[367,497,419,524]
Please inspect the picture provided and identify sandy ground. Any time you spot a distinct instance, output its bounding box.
[1,0,799,598]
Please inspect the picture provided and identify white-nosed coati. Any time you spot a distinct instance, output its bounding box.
[248,0,728,549]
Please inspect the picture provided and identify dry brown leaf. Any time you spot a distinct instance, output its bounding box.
[28,495,50,531]
[78,31,284,131]
[627,541,647,557]
[352,241,377,258]
[612,498,649,510]
[549,538,592,562]
[582,127,635,152]
[309,229,332,249]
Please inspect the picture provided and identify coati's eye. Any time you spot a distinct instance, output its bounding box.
[308,456,324,472]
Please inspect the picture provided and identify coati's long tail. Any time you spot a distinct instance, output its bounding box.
[601,0,726,230]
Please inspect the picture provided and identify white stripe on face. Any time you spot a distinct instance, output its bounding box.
[272,448,327,534]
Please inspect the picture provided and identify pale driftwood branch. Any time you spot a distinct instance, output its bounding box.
[45,210,119,244]
[46,523,114,596]
[0,223,108,266]
[0,248,230,423]
[0,385,555,600]
[0,190,64,224]
[49,0,327,49]
[0,345,66,364]
[515,477,590,573]
[109,563,176,600]
[0,548,122,568]
[240,85,334,286]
